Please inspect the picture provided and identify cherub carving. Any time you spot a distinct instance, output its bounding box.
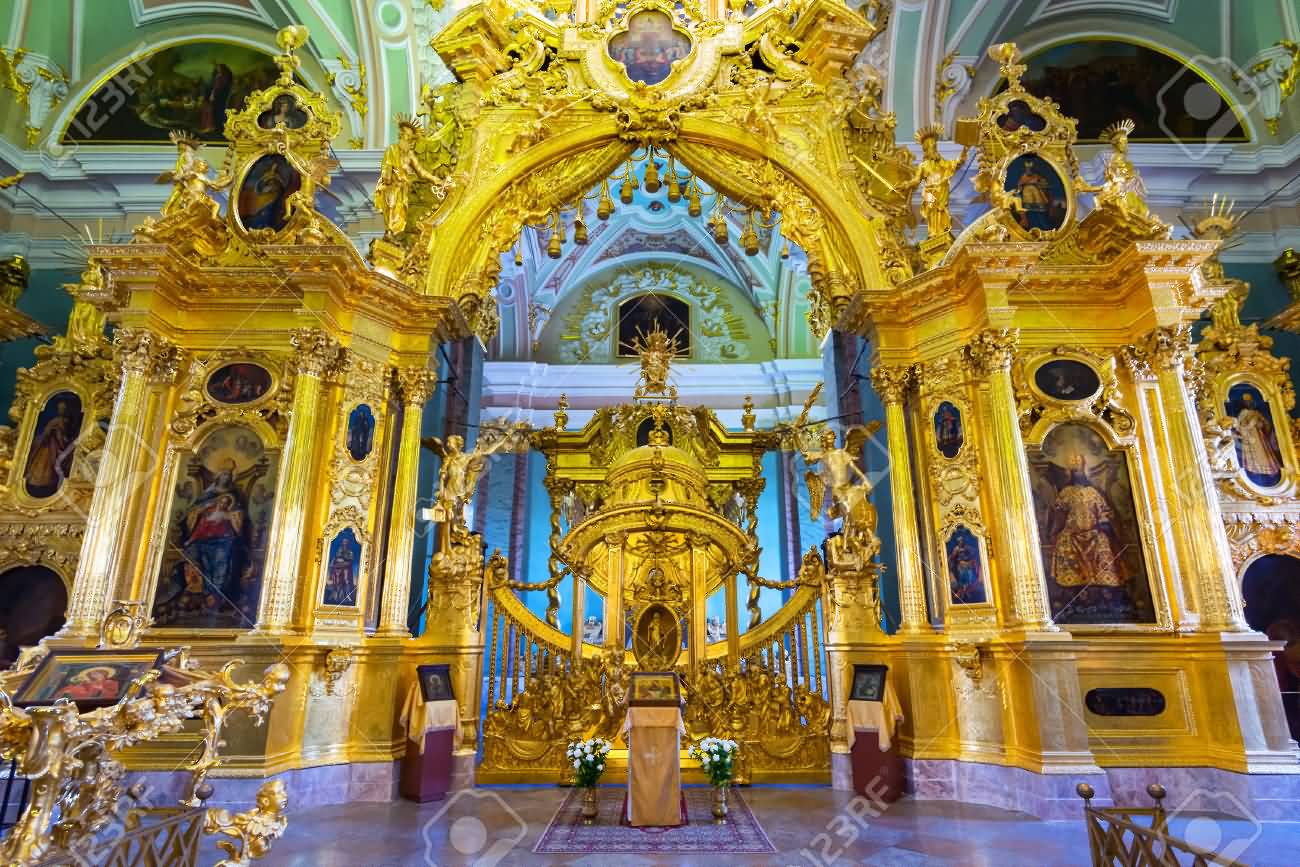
[156,130,232,219]
[205,779,289,867]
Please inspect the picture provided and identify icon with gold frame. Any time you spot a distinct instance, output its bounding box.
[12,648,165,711]
[416,663,455,703]
[628,671,682,707]
[849,664,888,702]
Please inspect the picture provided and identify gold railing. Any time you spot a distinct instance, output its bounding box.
[1077,783,1247,867]
[0,651,290,867]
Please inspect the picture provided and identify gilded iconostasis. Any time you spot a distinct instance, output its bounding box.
[1,0,1300,840]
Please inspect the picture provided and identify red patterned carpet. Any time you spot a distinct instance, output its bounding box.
[532,786,777,854]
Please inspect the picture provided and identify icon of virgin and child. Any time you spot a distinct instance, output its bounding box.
[153,439,271,627]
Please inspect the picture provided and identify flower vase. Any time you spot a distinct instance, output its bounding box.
[580,786,599,825]
[711,784,729,823]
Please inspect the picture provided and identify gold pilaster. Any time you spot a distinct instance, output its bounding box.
[1134,326,1246,631]
[966,328,1052,630]
[604,532,627,652]
[377,367,438,635]
[255,329,342,633]
[871,365,928,633]
[64,328,180,638]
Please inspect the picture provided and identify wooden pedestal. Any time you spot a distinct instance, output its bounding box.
[849,729,905,803]
[399,728,455,803]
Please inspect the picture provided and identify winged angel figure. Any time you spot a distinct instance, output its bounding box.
[801,423,882,564]
[422,422,529,530]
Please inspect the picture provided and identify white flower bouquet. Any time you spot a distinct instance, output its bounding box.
[688,736,739,787]
[566,737,612,788]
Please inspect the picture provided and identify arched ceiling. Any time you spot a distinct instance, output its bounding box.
[4,1,1300,263]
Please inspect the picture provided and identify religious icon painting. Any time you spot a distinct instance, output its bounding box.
[1033,359,1101,402]
[1224,382,1285,489]
[628,671,681,707]
[151,425,279,629]
[346,404,376,461]
[24,390,84,499]
[945,526,987,605]
[257,94,309,130]
[1004,153,1069,233]
[206,362,273,405]
[607,10,692,86]
[236,154,301,233]
[1027,423,1155,624]
[416,664,455,703]
[322,527,362,607]
[632,602,681,669]
[933,401,964,459]
[849,664,888,702]
[12,648,163,711]
[996,99,1047,133]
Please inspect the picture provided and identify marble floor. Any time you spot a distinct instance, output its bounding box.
[266,785,1300,866]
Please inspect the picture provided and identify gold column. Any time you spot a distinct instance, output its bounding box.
[64,328,180,638]
[688,532,708,671]
[966,329,1052,630]
[870,365,928,633]
[255,329,341,632]
[604,532,626,651]
[377,367,437,635]
[1134,326,1246,630]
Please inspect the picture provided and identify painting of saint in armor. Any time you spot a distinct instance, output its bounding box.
[607,11,692,86]
[347,404,375,461]
[1004,153,1068,232]
[946,526,987,605]
[206,362,272,404]
[934,401,963,459]
[1028,424,1154,623]
[62,43,283,144]
[257,94,309,130]
[152,426,278,628]
[237,154,300,232]
[1225,383,1284,488]
[24,391,83,499]
[322,527,362,607]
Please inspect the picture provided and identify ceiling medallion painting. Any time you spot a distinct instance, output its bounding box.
[607,10,693,86]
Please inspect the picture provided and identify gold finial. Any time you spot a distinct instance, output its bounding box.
[648,403,671,445]
[628,320,681,402]
[742,395,756,432]
[0,254,30,307]
[274,25,310,84]
[1276,248,1300,301]
[554,393,569,430]
[988,42,1026,90]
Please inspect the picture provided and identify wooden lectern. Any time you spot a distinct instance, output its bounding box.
[398,679,460,802]
[847,675,905,803]
[622,672,685,827]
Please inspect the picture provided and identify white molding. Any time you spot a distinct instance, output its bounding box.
[127,0,276,28]
[1026,0,1178,26]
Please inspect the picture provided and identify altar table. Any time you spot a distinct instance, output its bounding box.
[621,706,686,826]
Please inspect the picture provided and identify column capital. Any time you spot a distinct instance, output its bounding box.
[1132,324,1192,372]
[966,328,1019,375]
[394,366,438,406]
[869,365,913,405]
[113,327,183,383]
[289,328,344,378]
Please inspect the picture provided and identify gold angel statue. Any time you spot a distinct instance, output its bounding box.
[422,423,528,529]
[802,424,882,563]
[1077,119,1148,218]
[156,130,232,219]
[374,115,454,238]
[906,124,969,238]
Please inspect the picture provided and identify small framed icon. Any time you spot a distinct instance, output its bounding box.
[849,664,889,702]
